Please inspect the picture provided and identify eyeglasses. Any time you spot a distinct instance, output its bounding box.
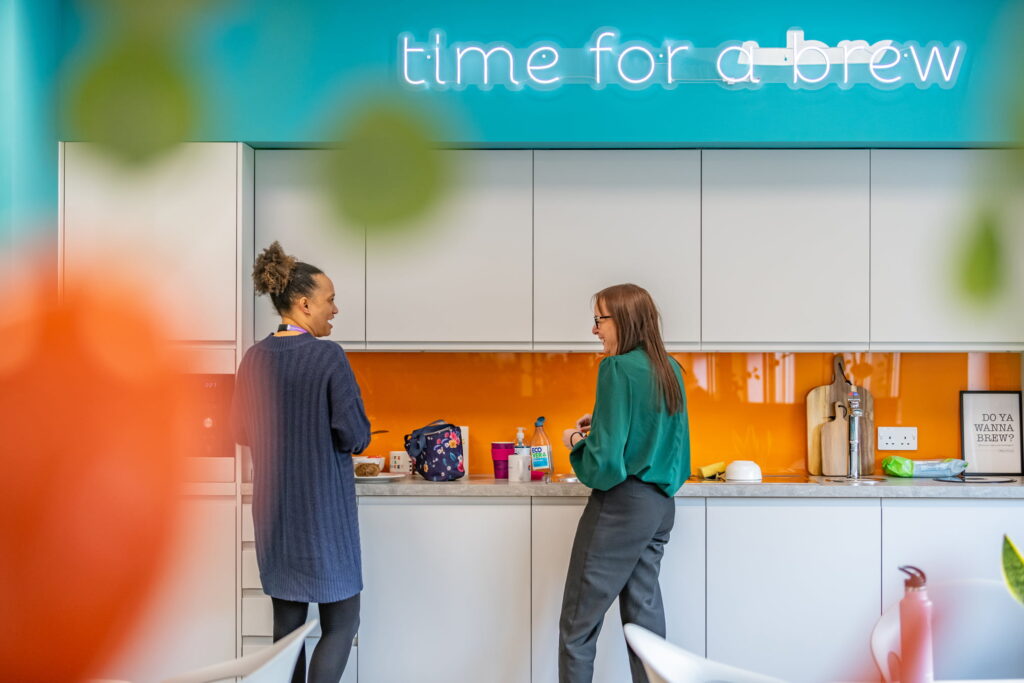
[593,315,612,327]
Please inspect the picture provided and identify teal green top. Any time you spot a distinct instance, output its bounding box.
[569,348,691,497]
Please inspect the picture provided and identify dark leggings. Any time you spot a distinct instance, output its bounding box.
[272,593,360,683]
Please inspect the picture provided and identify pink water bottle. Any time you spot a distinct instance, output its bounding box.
[898,566,934,683]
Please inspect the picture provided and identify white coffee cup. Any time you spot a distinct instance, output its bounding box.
[390,450,412,474]
[508,453,531,482]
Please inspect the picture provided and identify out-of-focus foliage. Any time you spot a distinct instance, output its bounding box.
[1002,535,1024,606]
[64,35,198,165]
[62,0,212,164]
[957,204,1005,305]
[0,264,189,682]
[320,96,451,234]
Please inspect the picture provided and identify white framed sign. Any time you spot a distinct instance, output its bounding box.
[960,391,1023,475]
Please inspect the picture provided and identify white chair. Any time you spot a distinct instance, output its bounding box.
[623,623,785,683]
[871,579,1024,682]
[161,620,318,683]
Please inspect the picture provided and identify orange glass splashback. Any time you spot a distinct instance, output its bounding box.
[348,353,1021,476]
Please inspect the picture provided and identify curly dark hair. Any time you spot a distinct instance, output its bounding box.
[252,241,324,315]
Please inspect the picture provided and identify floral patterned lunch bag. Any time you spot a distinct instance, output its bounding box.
[404,420,466,482]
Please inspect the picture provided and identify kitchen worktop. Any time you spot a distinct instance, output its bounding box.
[239,475,1024,498]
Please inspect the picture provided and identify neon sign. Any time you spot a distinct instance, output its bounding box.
[398,28,965,91]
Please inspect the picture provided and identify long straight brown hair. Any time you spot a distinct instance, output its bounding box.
[595,283,684,414]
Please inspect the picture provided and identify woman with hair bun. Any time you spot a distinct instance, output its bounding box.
[558,283,691,683]
[232,241,370,683]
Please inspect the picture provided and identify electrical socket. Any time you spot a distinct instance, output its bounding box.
[878,426,918,451]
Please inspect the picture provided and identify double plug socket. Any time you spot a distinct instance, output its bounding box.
[877,426,918,451]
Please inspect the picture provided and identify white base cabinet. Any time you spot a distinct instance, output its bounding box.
[99,496,236,682]
[237,494,1024,682]
[881,499,1024,606]
[531,497,706,683]
[358,497,532,683]
[706,498,881,683]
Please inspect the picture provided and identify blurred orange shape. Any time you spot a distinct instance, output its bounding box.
[0,264,189,682]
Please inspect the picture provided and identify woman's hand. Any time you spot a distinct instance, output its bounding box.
[575,413,592,432]
[563,428,585,449]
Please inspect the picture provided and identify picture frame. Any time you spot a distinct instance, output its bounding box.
[960,390,1023,476]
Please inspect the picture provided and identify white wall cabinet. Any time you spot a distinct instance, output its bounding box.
[701,150,870,349]
[254,150,366,346]
[98,495,236,681]
[706,498,880,683]
[358,497,532,683]
[365,150,533,348]
[531,497,705,683]
[61,142,241,342]
[870,150,1024,349]
[533,150,701,350]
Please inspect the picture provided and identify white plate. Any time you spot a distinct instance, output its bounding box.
[355,473,405,483]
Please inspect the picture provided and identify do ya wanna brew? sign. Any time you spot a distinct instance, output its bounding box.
[398,28,965,91]
[961,392,1023,475]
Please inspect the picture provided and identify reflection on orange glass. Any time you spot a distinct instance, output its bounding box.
[348,352,1020,477]
[0,264,189,682]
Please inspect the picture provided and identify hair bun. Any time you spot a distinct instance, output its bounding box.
[253,241,296,296]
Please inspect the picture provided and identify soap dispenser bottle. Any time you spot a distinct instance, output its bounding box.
[898,565,934,683]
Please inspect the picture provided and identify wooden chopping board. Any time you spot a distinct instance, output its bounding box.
[806,355,875,475]
[821,401,849,476]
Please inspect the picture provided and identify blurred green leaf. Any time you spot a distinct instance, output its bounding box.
[1002,535,1024,605]
[321,101,449,232]
[64,36,198,165]
[957,206,1005,304]
[80,0,214,33]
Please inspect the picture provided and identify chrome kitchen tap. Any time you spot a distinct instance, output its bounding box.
[848,389,864,479]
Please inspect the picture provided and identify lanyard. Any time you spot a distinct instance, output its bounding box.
[277,324,309,334]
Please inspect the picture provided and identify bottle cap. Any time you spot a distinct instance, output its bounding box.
[899,565,927,589]
[535,416,545,427]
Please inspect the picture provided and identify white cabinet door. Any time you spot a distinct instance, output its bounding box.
[531,497,705,683]
[365,150,533,348]
[701,150,870,348]
[254,150,366,346]
[243,637,356,683]
[871,150,1024,348]
[61,142,239,342]
[706,498,880,683]
[881,499,1024,606]
[97,496,236,681]
[533,151,701,350]
[358,497,531,683]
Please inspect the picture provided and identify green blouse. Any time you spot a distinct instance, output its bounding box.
[569,347,691,496]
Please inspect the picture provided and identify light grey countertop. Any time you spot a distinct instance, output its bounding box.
[243,474,1024,499]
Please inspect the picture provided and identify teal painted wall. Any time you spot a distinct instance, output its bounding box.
[57,0,1024,146]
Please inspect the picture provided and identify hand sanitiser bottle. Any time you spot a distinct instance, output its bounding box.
[530,417,552,473]
[898,566,934,683]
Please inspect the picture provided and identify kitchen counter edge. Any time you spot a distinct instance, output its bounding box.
[238,476,1024,499]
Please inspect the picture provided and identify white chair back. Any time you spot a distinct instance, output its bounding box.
[623,623,785,683]
[161,619,318,683]
[871,579,1024,682]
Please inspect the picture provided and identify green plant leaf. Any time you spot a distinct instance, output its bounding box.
[320,99,449,232]
[64,36,198,165]
[1001,534,1024,605]
[957,207,1005,304]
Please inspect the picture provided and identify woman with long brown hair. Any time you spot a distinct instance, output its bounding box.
[558,283,691,683]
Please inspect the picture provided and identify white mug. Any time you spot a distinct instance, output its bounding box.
[508,454,531,482]
[390,450,412,474]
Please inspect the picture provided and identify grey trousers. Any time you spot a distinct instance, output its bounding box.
[558,476,676,683]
